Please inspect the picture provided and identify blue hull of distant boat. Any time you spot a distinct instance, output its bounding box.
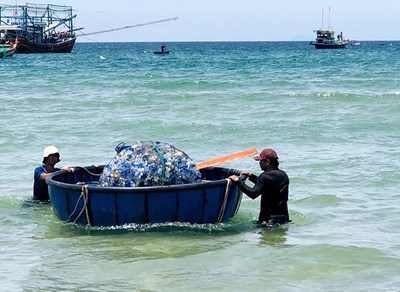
[47,165,243,226]
[153,51,169,54]
[313,43,347,49]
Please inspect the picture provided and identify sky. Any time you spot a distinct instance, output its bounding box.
[4,0,399,42]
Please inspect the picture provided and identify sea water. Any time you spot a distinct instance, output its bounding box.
[1,41,399,291]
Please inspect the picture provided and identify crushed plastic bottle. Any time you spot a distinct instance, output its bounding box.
[98,141,202,187]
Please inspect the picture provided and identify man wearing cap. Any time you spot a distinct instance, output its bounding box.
[33,146,73,201]
[229,148,290,226]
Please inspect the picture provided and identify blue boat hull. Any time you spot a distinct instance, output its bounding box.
[153,51,169,54]
[47,165,243,226]
[313,43,347,49]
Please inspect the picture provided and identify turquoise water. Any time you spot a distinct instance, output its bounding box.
[1,41,400,291]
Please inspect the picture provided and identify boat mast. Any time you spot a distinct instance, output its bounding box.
[321,8,324,29]
[328,6,331,30]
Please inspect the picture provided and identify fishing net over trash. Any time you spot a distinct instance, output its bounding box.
[98,141,202,187]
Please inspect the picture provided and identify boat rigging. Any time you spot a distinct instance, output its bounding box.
[0,3,78,53]
[310,7,349,49]
[0,2,178,53]
[79,17,178,37]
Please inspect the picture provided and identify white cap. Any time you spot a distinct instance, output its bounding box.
[43,146,59,158]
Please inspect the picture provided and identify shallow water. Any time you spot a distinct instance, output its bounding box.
[1,41,399,291]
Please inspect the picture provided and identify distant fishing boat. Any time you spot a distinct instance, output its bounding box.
[310,29,349,49]
[0,2,178,54]
[0,41,17,58]
[310,7,349,49]
[0,3,81,54]
[351,41,361,46]
[153,51,169,55]
[153,43,169,54]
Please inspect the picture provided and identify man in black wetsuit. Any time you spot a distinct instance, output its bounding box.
[229,148,290,226]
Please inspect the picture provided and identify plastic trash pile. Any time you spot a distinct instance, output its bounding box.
[98,141,202,187]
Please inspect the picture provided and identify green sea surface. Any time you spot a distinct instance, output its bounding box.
[1,41,399,291]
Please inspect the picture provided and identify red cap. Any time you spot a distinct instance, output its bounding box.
[253,148,278,161]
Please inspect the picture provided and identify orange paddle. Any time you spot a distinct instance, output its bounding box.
[196,148,257,170]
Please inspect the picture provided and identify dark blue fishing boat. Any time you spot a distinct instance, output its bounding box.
[310,8,349,49]
[153,43,169,54]
[47,165,243,226]
[153,50,169,55]
[310,29,349,49]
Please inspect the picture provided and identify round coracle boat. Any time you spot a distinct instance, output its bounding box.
[47,165,243,226]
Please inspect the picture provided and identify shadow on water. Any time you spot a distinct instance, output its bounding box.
[16,196,306,250]
[257,225,290,246]
[43,211,259,238]
[18,198,308,232]
[21,198,51,208]
[6,196,309,262]
[16,196,247,235]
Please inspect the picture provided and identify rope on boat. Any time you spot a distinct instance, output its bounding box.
[74,166,102,176]
[68,185,91,226]
[80,16,178,37]
[216,179,232,223]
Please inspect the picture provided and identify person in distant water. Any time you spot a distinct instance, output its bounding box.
[33,146,73,201]
[229,148,290,226]
[161,43,166,52]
